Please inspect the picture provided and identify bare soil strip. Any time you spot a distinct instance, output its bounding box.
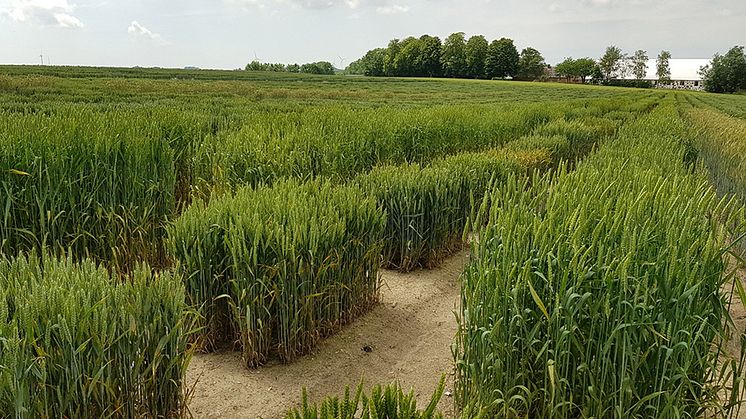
[187,250,469,419]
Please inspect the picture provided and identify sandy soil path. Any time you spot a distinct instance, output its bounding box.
[186,250,469,419]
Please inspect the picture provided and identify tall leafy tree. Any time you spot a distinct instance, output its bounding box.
[517,47,546,80]
[361,48,386,76]
[395,37,422,77]
[592,64,604,82]
[599,45,625,79]
[465,35,489,79]
[701,46,746,93]
[299,61,335,75]
[345,59,365,75]
[485,38,519,78]
[383,39,401,76]
[631,50,649,79]
[555,57,596,82]
[656,50,672,82]
[555,57,576,81]
[418,35,442,77]
[441,32,467,78]
[573,58,597,82]
[286,63,300,73]
[246,61,268,71]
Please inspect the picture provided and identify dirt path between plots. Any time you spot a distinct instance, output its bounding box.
[186,250,469,419]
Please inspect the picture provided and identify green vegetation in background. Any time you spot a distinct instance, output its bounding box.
[0,65,643,108]
[193,104,553,193]
[347,32,537,80]
[0,68,657,271]
[355,99,649,273]
[356,155,522,272]
[455,102,745,417]
[1,67,740,417]
[245,60,336,75]
[681,100,746,202]
[678,93,746,254]
[0,253,189,417]
[685,90,746,120]
[169,179,385,367]
[0,110,177,270]
[700,46,746,94]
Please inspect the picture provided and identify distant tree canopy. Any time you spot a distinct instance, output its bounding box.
[517,47,547,80]
[245,61,287,72]
[631,50,649,80]
[441,32,468,78]
[599,46,626,79]
[701,46,746,93]
[656,50,672,82]
[301,61,336,75]
[485,38,520,79]
[555,57,597,82]
[465,35,489,79]
[346,32,541,80]
[245,60,335,75]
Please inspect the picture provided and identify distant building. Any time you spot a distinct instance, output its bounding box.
[544,65,557,78]
[184,66,200,70]
[627,59,709,91]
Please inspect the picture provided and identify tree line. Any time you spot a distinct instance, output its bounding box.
[552,47,672,83]
[346,33,547,80]
[245,60,336,75]
[244,41,746,94]
[560,44,746,93]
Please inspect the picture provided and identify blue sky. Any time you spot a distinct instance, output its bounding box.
[1,0,744,69]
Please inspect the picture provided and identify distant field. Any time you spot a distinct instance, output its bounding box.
[0,66,745,418]
[0,64,642,107]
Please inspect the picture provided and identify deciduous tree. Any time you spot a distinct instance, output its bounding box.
[556,57,596,82]
[599,45,625,79]
[631,49,649,79]
[465,35,489,79]
[517,47,546,80]
[656,50,672,82]
[383,39,401,76]
[485,37,519,79]
[701,46,746,93]
[418,35,442,77]
[441,32,467,78]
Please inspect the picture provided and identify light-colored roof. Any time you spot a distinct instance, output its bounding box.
[625,58,710,81]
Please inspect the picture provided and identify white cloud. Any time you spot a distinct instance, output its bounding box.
[344,0,361,9]
[128,20,168,45]
[375,4,408,14]
[228,0,393,12]
[4,0,83,28]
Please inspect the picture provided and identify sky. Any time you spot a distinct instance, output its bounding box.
[1,0,744,69]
